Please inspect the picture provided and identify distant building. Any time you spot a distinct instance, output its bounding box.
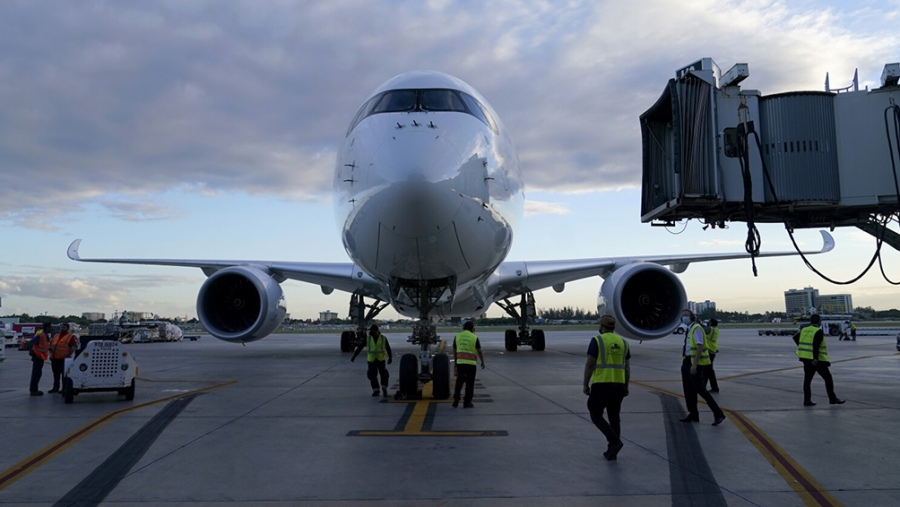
[81,312,105,321]
[689,300,716,316]
[319,310,339,322]
[784,287,819,315]
[816,294,853,315]
[784,286,853,315]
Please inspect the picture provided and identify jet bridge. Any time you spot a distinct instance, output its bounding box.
[641,58,900,250]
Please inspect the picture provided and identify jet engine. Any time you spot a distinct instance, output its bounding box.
[197,266,287,343]
[596,263,687,341]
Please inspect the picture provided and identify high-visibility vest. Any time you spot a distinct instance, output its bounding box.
[706,327,719,354]
[366,333,386,362]
[32,331,49,361]
[591,333,628,384]
[50,332,76,359]
[685,323,711,365]
[454,331,478,365]
[796,325,829,362]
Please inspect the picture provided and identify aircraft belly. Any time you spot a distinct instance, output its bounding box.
[376,220,469,279]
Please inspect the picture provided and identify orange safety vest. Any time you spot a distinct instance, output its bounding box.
[32,331,50,361]
[50,332,76,359]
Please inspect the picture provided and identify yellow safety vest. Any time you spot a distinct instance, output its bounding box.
[591,333,628,384]
[366,333,386,362]
[685,323,711,365]
[454,331,478,365]
[796,325,829,362]
[706,327,719,354]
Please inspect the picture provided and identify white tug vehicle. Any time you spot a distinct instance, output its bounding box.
[62,338,138,404]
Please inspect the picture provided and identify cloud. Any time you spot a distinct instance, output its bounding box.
[1,0,898,231]
[525,200,571,216]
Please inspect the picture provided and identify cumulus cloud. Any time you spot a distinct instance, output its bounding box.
[1,0,897,231]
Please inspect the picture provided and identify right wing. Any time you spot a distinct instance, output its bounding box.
[492,230,834,299]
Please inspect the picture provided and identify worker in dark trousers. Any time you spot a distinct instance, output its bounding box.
[28,323,52,396]
[583,315,630,461]
[351,325,393,397]
[680,309,726,426]
[793,314,845,406]
[452,321,485,408]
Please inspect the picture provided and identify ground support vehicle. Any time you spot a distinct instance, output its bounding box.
[62,337,138,404]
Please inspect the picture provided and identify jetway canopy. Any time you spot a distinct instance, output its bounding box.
[641,58,900,230]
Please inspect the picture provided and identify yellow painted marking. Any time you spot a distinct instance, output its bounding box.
[632,380,843,507]
[0,379,235,490]
[402,382,433,432]
[729,411,842,507]
[350,379,506,437]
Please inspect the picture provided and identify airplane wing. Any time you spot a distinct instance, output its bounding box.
[492,230,834,299]
[67,239,388,300]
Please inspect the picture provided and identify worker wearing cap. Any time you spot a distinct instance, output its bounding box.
[350,325,393,397]
[452,321,485,408]
[680,309,726,426]
[28,322,52,396]
[48,323,78,394]
[793,313,844,406]
[584,314,630,461]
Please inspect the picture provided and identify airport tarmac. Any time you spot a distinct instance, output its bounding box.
[1,328,899,507]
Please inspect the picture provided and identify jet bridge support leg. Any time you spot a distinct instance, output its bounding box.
[497,292,545,352]
[857,218,900,252]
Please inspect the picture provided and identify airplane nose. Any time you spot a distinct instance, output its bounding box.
[371,130,463,183]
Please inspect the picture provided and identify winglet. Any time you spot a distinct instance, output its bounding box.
[820,230,835,253]
[67,239,82,261]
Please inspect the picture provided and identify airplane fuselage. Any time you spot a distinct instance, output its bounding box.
[334,71,524,317]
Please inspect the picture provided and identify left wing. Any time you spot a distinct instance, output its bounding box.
[67,239,388,300]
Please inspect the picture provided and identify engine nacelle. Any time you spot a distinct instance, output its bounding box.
[596,263,687,341]
[197,266,287,343]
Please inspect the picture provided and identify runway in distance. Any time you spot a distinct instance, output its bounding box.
[68,70,834,398]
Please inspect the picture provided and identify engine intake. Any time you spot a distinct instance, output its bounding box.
[197,266,287,343]
[597,263,687,341]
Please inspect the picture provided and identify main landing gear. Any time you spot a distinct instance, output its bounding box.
[340,293,389,353]
[496,292,545,352]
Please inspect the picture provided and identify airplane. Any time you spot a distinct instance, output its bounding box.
[67,70,834,399]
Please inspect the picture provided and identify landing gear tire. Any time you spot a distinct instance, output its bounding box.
[124,378,135,401]
[399,354,418,398]
[532,329,545,351]
[432,353,450,400]
[504,329,517,352]
[63,377,74,404]
[340,331,354,353]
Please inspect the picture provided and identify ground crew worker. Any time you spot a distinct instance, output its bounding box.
[583,314,630,461]
[49,323,78,394]
[704,318,720,393]
[351,325,393,397]
[452,321,485,408]
[680,309,726,426]
[850,321,857,341]
[28,322,52,396]
[793,314,845,406]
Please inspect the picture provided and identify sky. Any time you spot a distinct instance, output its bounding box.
[1,0,899,321]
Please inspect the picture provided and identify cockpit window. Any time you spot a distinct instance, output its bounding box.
[371,90,417,113]
[346,88,499,135]
[421,90,466,112]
